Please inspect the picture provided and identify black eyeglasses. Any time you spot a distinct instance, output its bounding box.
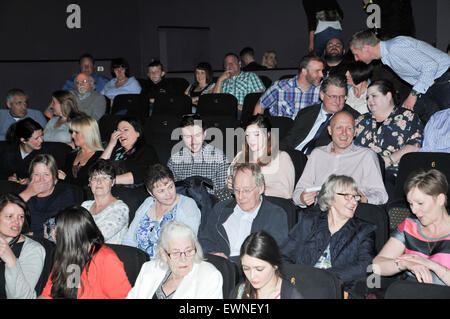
[336,193,361,201]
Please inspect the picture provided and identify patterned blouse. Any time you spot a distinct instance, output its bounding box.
[136,204,178,258]
[354,107,423,172]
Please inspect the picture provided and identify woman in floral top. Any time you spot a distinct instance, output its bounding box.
[354,80,423,195]
[122,164,201,258]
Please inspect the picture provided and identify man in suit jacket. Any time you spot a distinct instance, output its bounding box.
[280,75,360,153]
[198,163,289,264]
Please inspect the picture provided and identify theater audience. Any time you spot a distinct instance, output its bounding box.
[420,109,450,153]
[281,174,376,296]
[167,114,228,195]
[100,117,159,187]
[354,80,423,196]
[19,154,77,238]
[213,53,265,119]
[230,231,303,299]
[254,53,323,120]
[71,73,107,121]
[81,160,129,244]
[62,53,109,93]
[350,29,450,123]
[0,89,47,141]
[59,115,103,190]
[127,220,223,299]
[345,61,372,114]
[228,114,295,199]
[261,51,277,69]
[372,169,450,286]
[43,90,81,145]
[184,62,215,108]
[122,164,201,258]
[0,193,45,299]
[101,57,142,103]
[199,163,288,264]
[0,118,44,183]
[293,111,388,208]
[39,205,131,299]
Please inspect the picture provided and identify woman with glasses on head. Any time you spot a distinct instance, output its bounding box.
[58,115,103,191]
[100,57,142,104]
[81,159,129,244]
[122,164,201,259]
[354,79,423,196]
[372,169,450,286]
[281,174,376,297]
[127,220,222,299]
[43,90,82,147]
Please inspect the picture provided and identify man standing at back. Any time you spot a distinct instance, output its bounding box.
[253,53,323,119]
[349,29,450,123]
[213,53,265,119]
[0,89,47,141]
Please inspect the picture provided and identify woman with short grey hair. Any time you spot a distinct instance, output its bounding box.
[281,174,376,297]
[127,221,223,299]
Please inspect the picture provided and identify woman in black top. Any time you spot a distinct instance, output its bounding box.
[184,62,215,111]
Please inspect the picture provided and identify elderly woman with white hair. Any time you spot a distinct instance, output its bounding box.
[280,174,376,296]
[126,221,223,299]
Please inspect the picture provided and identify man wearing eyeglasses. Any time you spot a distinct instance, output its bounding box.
[293,110,388,208]
[198,163,288,264]
[280,75,360,156]
[71,73,106,121]
[0,89,47,141]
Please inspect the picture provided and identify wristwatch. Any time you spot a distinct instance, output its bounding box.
[411,89,421,97]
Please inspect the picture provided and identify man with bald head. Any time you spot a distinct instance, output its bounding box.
[292,110,388,208]
[71,73,106,120]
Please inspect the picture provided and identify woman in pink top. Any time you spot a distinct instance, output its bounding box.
[39,205,131,299]
[373,169,450,286]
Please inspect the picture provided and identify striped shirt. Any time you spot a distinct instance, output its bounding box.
[420,109,450,153]
[259,75,320,119]
[221,72,265,105]
[392,217,450,285]
[380,36,450,94]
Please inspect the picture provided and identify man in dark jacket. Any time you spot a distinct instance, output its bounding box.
[198,163,289,264]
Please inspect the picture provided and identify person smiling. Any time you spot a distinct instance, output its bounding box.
[122,164,201,259]
[281,174,376,296]
[231,231,303,299]
[127,221,223,299]
[372,169,450,286]
[100,117,159,187]
[0,193,45,299]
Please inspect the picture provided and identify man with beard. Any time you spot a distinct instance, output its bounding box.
[253,53,324,119]
[71,73,106,121]
[323,38,353,78]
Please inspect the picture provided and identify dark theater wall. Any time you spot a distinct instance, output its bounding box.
[0,0,444,110]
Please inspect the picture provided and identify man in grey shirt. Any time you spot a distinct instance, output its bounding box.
[293,110,388,208]
[72,73,106,121]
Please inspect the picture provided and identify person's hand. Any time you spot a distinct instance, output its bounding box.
[8,173,18,183]
[381,156,391,168]
[26,175,52,197]
[402,94,418,111]
[357,190,368,203]
[218,70,232,82]
[237,104,243,111]
[300,191,318,206]
[395,254,434,284]
[0,236,17,267]
[108,129,121,147]
[191,96,199,105]
[403,143,421,153]
[226,175,233,190]
[58,170,66,180]
[210,252,228,259]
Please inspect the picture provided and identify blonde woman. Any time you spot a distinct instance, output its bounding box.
[58,115,104,188]
[43,90,81,145]
[262,51,277,69]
